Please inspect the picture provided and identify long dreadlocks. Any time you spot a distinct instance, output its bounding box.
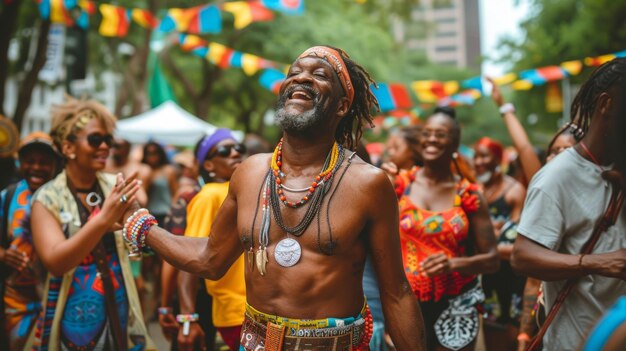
[324,46,380,150]
[545,58,626,154]
[570,57,626,135]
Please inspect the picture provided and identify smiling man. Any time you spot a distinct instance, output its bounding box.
[0,132,58,350]
[122,46,426,351]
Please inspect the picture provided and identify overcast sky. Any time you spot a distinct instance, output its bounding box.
[480,0,531,76]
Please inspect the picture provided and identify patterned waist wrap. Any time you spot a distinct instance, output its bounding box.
[239,303,372,351]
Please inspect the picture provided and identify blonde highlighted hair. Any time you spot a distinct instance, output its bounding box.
[49,97,117,150]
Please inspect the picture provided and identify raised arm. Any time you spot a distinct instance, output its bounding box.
[366,169,426,351]
[488,77,542,183]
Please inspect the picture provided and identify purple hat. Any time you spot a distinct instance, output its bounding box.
[196,128,236,163]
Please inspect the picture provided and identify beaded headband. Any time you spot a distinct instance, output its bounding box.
[298,46,354,108]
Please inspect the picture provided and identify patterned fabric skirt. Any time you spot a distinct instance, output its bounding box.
[420,281,484,351]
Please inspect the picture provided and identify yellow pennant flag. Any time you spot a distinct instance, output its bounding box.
[241,54,262,75]
[512,80,533,91]
[207,42,228,64]
[545,82,562,113]
[493,73,517,86]
[222,2,253,29]
[99,4,128,37]
[443,81,460,95]
[560,60,583,75]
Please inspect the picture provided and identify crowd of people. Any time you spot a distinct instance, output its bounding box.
[0,46,624,351]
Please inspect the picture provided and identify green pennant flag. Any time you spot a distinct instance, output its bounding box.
[147,53,177,108]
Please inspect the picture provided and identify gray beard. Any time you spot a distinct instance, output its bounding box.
[275,104,325,133]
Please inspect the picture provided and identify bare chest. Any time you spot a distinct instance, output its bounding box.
[236,174,367,258]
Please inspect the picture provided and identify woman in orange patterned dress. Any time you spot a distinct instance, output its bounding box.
[393,111,499,351]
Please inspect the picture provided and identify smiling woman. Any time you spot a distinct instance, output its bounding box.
[392,111,499,351]
[26,98,155,351]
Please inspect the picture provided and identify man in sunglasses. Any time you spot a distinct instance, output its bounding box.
[166,129,247,351]
[122,46,425,351]
[106,137,150,205]
[0,132,58,349]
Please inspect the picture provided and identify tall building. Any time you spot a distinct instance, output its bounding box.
[394,0,482,71]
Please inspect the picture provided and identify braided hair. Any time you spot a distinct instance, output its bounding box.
[324,46,379,150]
[570,58,626,136]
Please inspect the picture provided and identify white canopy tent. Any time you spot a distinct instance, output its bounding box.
[116,101,218,146]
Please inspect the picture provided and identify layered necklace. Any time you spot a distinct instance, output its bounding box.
[251,139,345,275]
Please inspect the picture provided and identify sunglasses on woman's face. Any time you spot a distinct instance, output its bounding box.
[84,133,114,148]
[207,143,247,159]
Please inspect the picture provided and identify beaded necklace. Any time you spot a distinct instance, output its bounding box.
[252,140,345,274]
[271,139,341,208]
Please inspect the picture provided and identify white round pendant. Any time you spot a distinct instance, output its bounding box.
[274,238,301,267]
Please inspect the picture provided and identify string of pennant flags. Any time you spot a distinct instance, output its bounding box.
[254,48,626,112]
[178,34,288,76]
[368,49,626,112]
[33,0,304,36]
[20,0,626,112]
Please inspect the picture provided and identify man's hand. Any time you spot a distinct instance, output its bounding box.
[589,249,626,280]
[158,312,179,341]
[177,322,205,351]
[0,246,28,271]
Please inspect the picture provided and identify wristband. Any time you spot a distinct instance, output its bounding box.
[499,102,515,115]
[158,307,173,316]
[578,253,586,268]
[517,332,531,342]
[176,313,200,336]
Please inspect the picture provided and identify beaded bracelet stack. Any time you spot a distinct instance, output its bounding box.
[123,208,157,257]
[176,313,200,336]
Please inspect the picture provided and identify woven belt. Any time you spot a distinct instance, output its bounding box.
[245,302,368,332]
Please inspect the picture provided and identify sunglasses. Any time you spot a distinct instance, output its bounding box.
[207,143,247,159]
[70,133,114,148]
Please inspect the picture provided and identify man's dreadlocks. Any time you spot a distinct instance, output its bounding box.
[325,46,380,150]
[546,58,626,152]
[570,57,626,135]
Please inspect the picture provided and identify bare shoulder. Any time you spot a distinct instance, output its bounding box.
[339,155,398,226]
[345,155,395,197]
[229,153,272,192]
[504,175,527,200]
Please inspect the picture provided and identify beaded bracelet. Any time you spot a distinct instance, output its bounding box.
[123,208,157,257]
[158,307,173,316]
[176,313,200,336]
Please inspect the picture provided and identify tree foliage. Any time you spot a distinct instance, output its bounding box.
[496,0,626,145]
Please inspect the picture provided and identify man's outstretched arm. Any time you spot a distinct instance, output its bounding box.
[145,190,243,279]
[366,169,426,351]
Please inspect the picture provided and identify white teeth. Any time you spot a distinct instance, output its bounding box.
[291,91,311,100]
